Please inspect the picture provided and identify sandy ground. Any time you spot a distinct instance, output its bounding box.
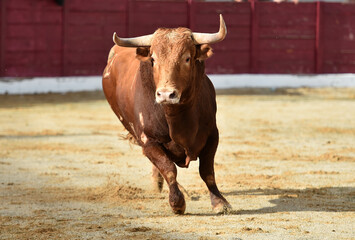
[0,88,354,240]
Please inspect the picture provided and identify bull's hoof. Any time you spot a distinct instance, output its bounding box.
[169,191,186,215]
[172,203,186,215]
[212,202,232,214]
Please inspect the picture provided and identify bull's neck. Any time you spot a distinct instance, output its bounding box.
[162,62,206,157]
[162,100,198,148]
[162,100,195,118]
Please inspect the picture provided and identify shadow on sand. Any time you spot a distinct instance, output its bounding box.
[185,187,354,216]
[224,186,355,215]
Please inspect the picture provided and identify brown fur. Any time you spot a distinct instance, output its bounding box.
[102,27,231,214]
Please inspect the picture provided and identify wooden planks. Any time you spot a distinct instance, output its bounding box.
[128,0,188,36]
[63,0,127,75]
[254,2,316,74]
[1,0,355,77]
[320,3,355,73]
[191,2,251,74]
[3,0,63,77]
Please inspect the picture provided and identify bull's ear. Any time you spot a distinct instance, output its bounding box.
[196,44,213,61]
[136,47,151,61]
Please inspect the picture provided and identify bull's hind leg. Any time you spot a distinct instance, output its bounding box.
[143,142,186,214]
[151,165,164,192]
[199,129,232,214]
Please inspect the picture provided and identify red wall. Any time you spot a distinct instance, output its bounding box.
[319,3,355,73]
[191,2,252,73]
[1,0,355,77]
[252,2,316,74]
[63,0,127,75]
[129,1,188,36]
[1,0,63,76]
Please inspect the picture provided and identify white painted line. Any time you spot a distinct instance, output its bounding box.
[209,74,355,89]
[0,74,355,94]
[0,76,102,94]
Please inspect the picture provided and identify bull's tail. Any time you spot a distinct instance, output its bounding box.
[118,132,139,146]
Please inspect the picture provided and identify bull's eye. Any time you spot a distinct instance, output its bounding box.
[186,57,190,63]
[151,58,155,67]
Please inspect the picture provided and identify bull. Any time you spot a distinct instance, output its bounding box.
[102,15,231,214]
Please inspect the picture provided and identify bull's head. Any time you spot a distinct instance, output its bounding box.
[113,15,227,105]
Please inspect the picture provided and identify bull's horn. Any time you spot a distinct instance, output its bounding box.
[192,14,227,45]
[113,32,153,47]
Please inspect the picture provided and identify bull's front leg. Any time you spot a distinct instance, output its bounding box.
[143,142,186,214]
[199,129,232,214]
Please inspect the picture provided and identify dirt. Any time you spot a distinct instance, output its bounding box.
[0,88,354,240]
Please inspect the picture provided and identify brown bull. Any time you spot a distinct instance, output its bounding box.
[102,15,231,214]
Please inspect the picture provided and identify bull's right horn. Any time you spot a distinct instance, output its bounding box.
[113,32,153,47]
[192,14,227,45]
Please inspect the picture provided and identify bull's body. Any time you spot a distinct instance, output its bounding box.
[102,16,231,214]
[103,45,217,166]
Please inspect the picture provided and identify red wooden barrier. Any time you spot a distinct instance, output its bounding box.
[1,0,355,77]
[190,1,251,74]
[0,0,6,77]
[128,0,188,36]
[253,2,316,74]
[4,0,63,76]
[320,3,355,73]
[63,0,127,75]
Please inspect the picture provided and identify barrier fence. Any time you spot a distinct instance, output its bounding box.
[1,0,355,77]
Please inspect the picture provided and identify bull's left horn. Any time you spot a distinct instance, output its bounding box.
[192,14,227,45]
[113,32,153,47]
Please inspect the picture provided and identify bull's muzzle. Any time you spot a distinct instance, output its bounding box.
[156,88,180,104]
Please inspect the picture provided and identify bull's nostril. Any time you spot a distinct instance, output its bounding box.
[156,89,179,103]
[169,92,176,99]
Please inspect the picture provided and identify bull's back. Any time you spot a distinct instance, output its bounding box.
[102,45,141,133]
[102,45,139,96]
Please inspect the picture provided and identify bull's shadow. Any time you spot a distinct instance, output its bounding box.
[224,186,355,215]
